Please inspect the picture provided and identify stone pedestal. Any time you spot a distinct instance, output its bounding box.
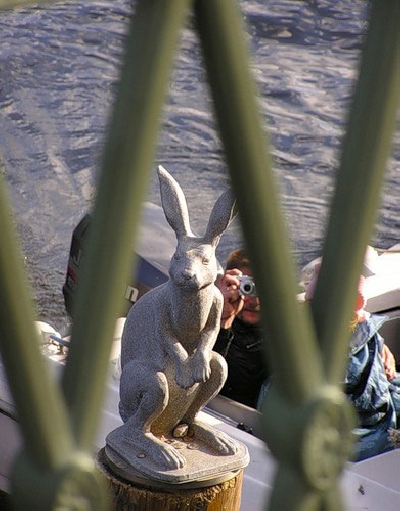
[97,448,245,510]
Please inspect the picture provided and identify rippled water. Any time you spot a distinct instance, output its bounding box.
[0,0,398,329]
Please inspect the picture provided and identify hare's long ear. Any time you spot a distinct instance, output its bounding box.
[158,165,193,238]
[204,189,237,245]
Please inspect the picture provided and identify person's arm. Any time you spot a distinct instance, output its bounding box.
[216,269,244,329]
[381,343,397,380]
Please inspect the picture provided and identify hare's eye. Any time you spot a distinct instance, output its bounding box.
[202,257,210,265]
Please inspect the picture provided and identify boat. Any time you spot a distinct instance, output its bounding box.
[0,204,399,509]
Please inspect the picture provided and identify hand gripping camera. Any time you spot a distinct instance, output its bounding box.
[237,275,257,297]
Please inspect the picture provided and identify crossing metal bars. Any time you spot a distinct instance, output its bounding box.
[0,0,398,509]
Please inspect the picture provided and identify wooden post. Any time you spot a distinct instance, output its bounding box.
[96,448,244,510]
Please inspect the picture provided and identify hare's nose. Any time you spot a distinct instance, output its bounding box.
[182,270,194,280]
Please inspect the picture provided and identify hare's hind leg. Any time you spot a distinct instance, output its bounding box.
[119,361,168,428]
[182,352,238,455]
[118,361,186,469]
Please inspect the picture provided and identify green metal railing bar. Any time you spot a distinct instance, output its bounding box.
[62,0,190,454]
[194,2,354,508]
[0,0,397,509]
[194,0,322,405]
[314,0,400,384]
[263,1,399,508]
[196,0,398,508]
[0,0,191,508]
[0,182,74,470]
[0,179,109,509]
[0,5,74,483]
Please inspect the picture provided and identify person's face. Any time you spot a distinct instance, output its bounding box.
[236,266,260,325]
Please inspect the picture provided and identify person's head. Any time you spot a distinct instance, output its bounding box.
[305,262,369,327]
[226,249,260,325]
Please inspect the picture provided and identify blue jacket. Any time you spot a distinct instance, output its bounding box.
[345,314,400,461]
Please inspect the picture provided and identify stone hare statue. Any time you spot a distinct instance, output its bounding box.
[106,165,248,483]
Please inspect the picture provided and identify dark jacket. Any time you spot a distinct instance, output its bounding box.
[213,318,268,408]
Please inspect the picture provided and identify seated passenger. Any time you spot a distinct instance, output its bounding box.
[305,263,400,461]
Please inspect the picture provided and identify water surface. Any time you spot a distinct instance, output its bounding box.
[0,0,398,328]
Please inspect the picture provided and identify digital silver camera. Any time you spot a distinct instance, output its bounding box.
[238,275,257,297]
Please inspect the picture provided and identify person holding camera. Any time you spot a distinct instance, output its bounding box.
[214,249,269,408]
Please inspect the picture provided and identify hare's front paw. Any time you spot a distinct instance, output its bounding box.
[175,351,211,388]
[175,363,197,389]
[191,350,211,383]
